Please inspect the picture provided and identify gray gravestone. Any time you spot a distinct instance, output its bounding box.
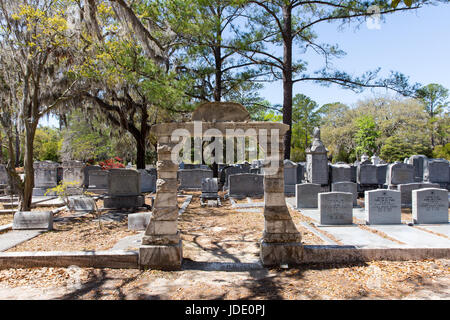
[331,182,358,206]
[178,169,213,190]
[296,162,305,183]
[228,173,264,197]
[376,164,388,186]
[386,162,414,186]
[68,196,96,213]
[13,211,53,230]
[139,169,157,193]
[201,177,219,199]
[424,159,449,188]
[319,192,353,225]
[295,183,321,208]
[412,188,448,224]
[32,161,59,196]
[365,189,401,225]
[357,164,378,185]
[88,170,109,194]
[408,155,427,182]
[305,127,329,185]
[398,182,440,208]
[223,166,247,188]
[284,160,298,195]
[62,160,85,195]
[104,169,144,209]
[83,165,102,188]
[0,164,8,185]
[330,163,353,183]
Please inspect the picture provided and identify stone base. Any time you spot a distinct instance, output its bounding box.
[103,195,144,209]
[65,187,84,196]
[260,240,303,266]
[139,241,182,270]
[32,187,57,196]
[284,185,296,196]
[86,188,108,195]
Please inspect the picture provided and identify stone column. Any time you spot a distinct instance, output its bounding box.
[260,137,303,266]
[140,135,182,270]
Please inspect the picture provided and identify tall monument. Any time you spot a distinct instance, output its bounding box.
[305,127,328,185]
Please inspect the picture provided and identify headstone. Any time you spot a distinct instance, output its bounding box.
[0,164,8,185]
[83,165,102,188]
[228,173,264,198]
[32,161,59,196]
[319,192,353,225]
[284,160,298,195]
[350,165,357,183]
[178,169,213,190]
[408,155,427,182]
[139,169,157,193]
[223,166,246,188]
[68,196,96,213]
[305,127,329,185]
[295,183,321,208]
[13,211,53,230]
[424,159,449,189]
[62,160,85,195]
[412,188,448,224]
[386,162,414,186]
[128,212,152,231]
[103,169,144,209]
[201,178,219,199]
[88,170,109,194]
[365,189,401,225]
[398,182,440,208]
[296,163,305,183]
[331,182,358,206]
[357,164,378,185]
[376,164,388,186]
[330,163,352,183]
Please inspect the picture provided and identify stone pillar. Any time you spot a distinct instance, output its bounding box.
[62,160,85,195]
[140,135,182,270]
[305,127,328,186]
[260,137,303,267]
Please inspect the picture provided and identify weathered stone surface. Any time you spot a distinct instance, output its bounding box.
[319,192,353,225]
[13,211,53,230]
[365,189,401,225]
[103,195,145,209]
[260,241,303,266]
[412,188,448,224]
[0,164,9,185]
[108,169,141,196]
[88,170,109,192]
[264,178,284,193]
[264,219,299,234]
[192,101,251,122]
[156,178,178,193]
[330,163,352,183]
[331,182,357,206]
[376,164,388,186]
[32,161,58,196]
[263,206,292,220]
[128,212,151,231]
[83,165,102,188]
[264,192,286,206]
[151,207,179,220]
[408,155,428,182]
[139,169,156,193]
[62,160,85,188]
[386,162,414,186]
[145,220,178,235]
[295,183,320,208]
[223,166,248,188]
[228,173,264,197]
[398,183,440,208]
[141,233,181,245]
[357,164,378,185]
[139,241,182,270]
[424,159,449,187]
[68,196,96,213]
[283,160,298,195]
[178,169,213,190]
[201,178,219,199]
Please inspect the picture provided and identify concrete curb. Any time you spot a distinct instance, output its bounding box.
[0,224,12,233]
[302,245,450,264]
[0,250,138,269]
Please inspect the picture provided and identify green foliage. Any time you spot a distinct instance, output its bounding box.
[432,143,450,160]
[380,135,432,162]
[33,127,62,162]
[45,180,79,205]
[415,83,449,118]
[354,115,380,158]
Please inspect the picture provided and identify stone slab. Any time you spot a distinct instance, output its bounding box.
[128,213,151,231]
[13,211,53,230]
[412,188,448,224]
[0,230,44,252]
[365,189,401,225]
[419,225,450,237]
[319,192,353,225]
[368,225,450,248]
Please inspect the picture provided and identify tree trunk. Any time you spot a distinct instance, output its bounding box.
[20,125,35,211]
[136,137,146,170]
[15,127,20,167]
[282,5,293,160]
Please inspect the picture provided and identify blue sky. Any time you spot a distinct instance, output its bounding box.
[260,2,450,108]
[41,3,450,126]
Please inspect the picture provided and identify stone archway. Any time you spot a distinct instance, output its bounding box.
[139,103,302,270]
